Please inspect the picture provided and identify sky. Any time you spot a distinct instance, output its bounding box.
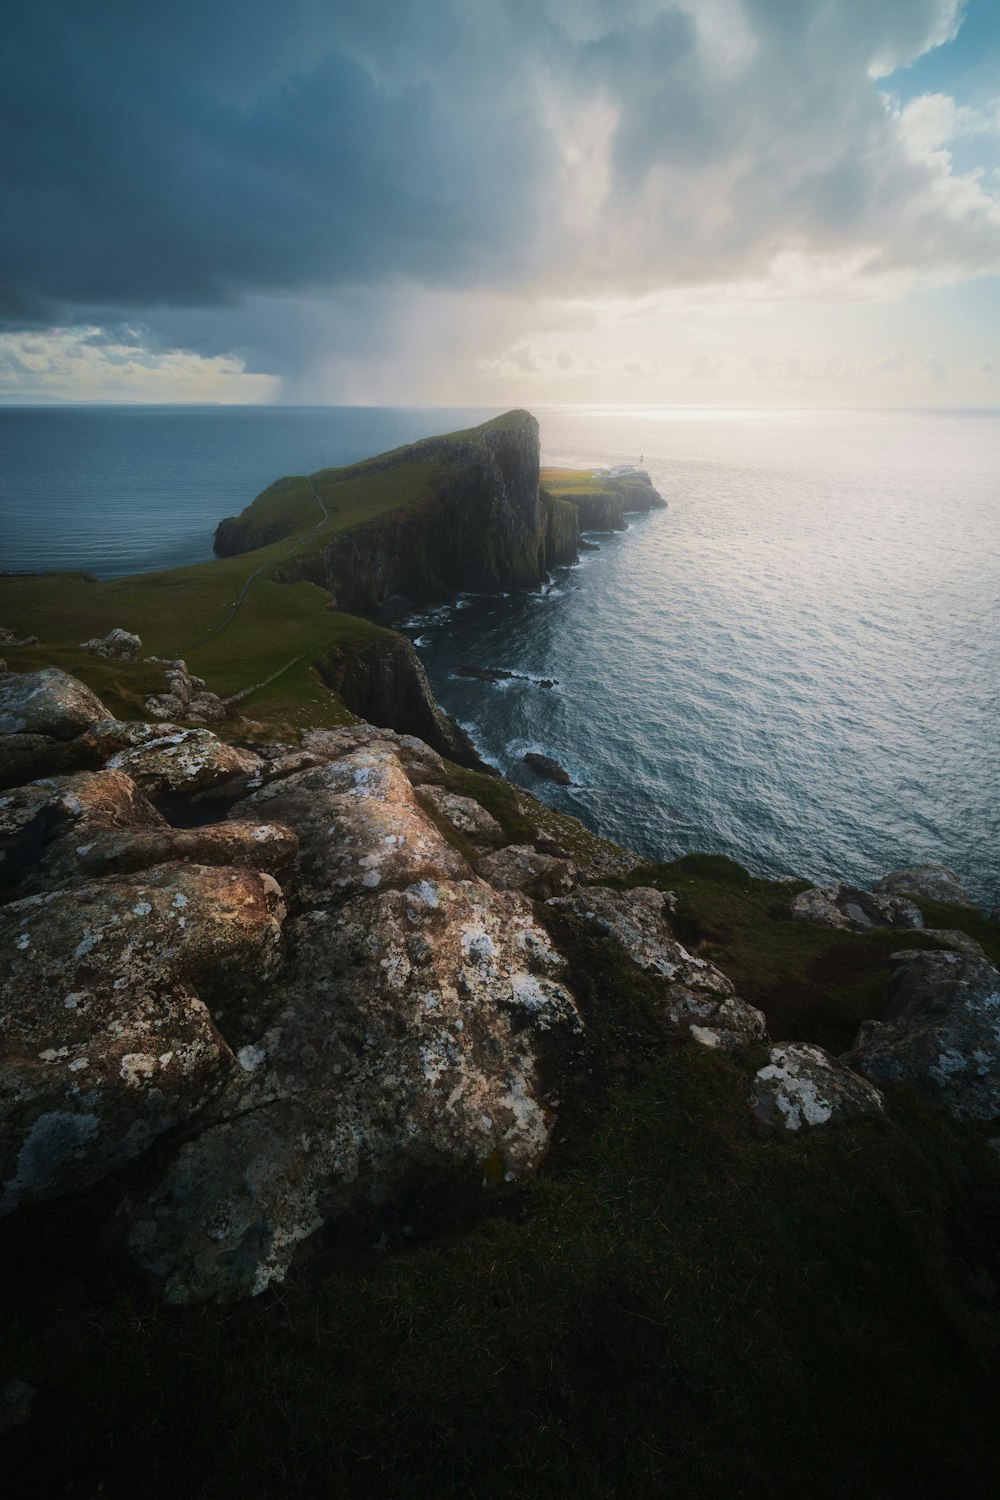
[2,0,999,407]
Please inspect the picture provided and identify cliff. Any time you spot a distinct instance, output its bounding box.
[540,467,668,532]
[214,410,589,613]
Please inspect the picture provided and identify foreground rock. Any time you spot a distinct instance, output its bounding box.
[874,864,976,908]
[790,883,923,931]
[416,785,506,850]
[477,843,578,899]
[106,729,262,803]
[0,669,107,741]
[236,746,468,905]
[0,864,286,1212]
[844,951,1000,1120]
[752,1044,884,1132]
[124,878,583,1303]
[547,886,767,1048]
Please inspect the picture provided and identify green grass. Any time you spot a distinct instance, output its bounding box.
[606,853,1000,1052]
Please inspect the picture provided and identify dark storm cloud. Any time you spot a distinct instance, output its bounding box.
[0,0,555,327]
[2,0,995,383]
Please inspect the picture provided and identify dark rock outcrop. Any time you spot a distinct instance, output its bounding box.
[844,950,1000,1119]
[523,752,573,786]
[790,883,923,931]
[874,864,976,908]
[79,628,142,661]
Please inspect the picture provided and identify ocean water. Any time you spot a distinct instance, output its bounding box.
[1,403,998,901]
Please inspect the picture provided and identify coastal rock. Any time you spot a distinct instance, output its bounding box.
[922,929,986,958]
[236,746,468,905]
[546,886,767,1047]
[303,724,447,786]
[844,951,1000,1120]
[79,627,142,661]
[145,659,226,724]
[0,669,108,741]
[523,752,573,786]
[106,730,262,803]
[78,718,188,760]
[752,1044,884,1132]
[124,877,582,1303]
[790,883,923,931]
[874,864,975,908]
[0,863,286,1212]
[416,785,506,849]
[0,771,298,895]
[476,843,578,899]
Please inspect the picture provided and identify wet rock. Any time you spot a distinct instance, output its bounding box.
[0,668,109,741]
[302,724,446,786]
[457,667,558,688]
[844,951,1000,1120]
[547,886,767,1047]
[874,864,975,908]
[790,883,923,931]
[124,877,582,1303]
[476,843,578,899]
[0,863,286,1212]
[752,1044,884,1131]
[416,785,506,849]
[79,627,142,660]
[523,752,573,786]
[237,746,467,905]
[106,729,262,802]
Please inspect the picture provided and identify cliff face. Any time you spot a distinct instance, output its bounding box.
[221,411,576,614]
[317,634,482,768]
[552,471,667,533]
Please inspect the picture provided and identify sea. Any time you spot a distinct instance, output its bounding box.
[2,403,998,902]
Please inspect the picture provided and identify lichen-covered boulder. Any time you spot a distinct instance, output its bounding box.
[106,729,261,802]
[874,864,975,908]
[237,747,467,904]
[124,877,582,1303]
[78,718,188,761]
[790,884,923,931]
[476,843,578,899]
[751,1044,884,1131]
[0,770,298,895]
[844,951,1000,1120]
[417,785,506,849]
[0,669,109,741]
[0,863,286,1212]
[144,659,226,724]
[79,628,142,660]
[546,886,767,1047]
[303,724,447,786]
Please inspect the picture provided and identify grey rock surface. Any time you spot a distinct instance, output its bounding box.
[790,883,923,931]
[106,729,262,801]
[476,843,578,899]
[844,950,1000,1119]
[547,886,767,1047]
[874,864,975,908]
[417,785,506,849]
[752,1043,884,1131]
[79,627,142,660]
[0,669,108,741]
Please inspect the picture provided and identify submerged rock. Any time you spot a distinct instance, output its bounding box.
[844,950,1000,1120]
[523,752,573,786]
[752,1044,884,1132]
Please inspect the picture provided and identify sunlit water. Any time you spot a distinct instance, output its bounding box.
[2,404,997,900]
